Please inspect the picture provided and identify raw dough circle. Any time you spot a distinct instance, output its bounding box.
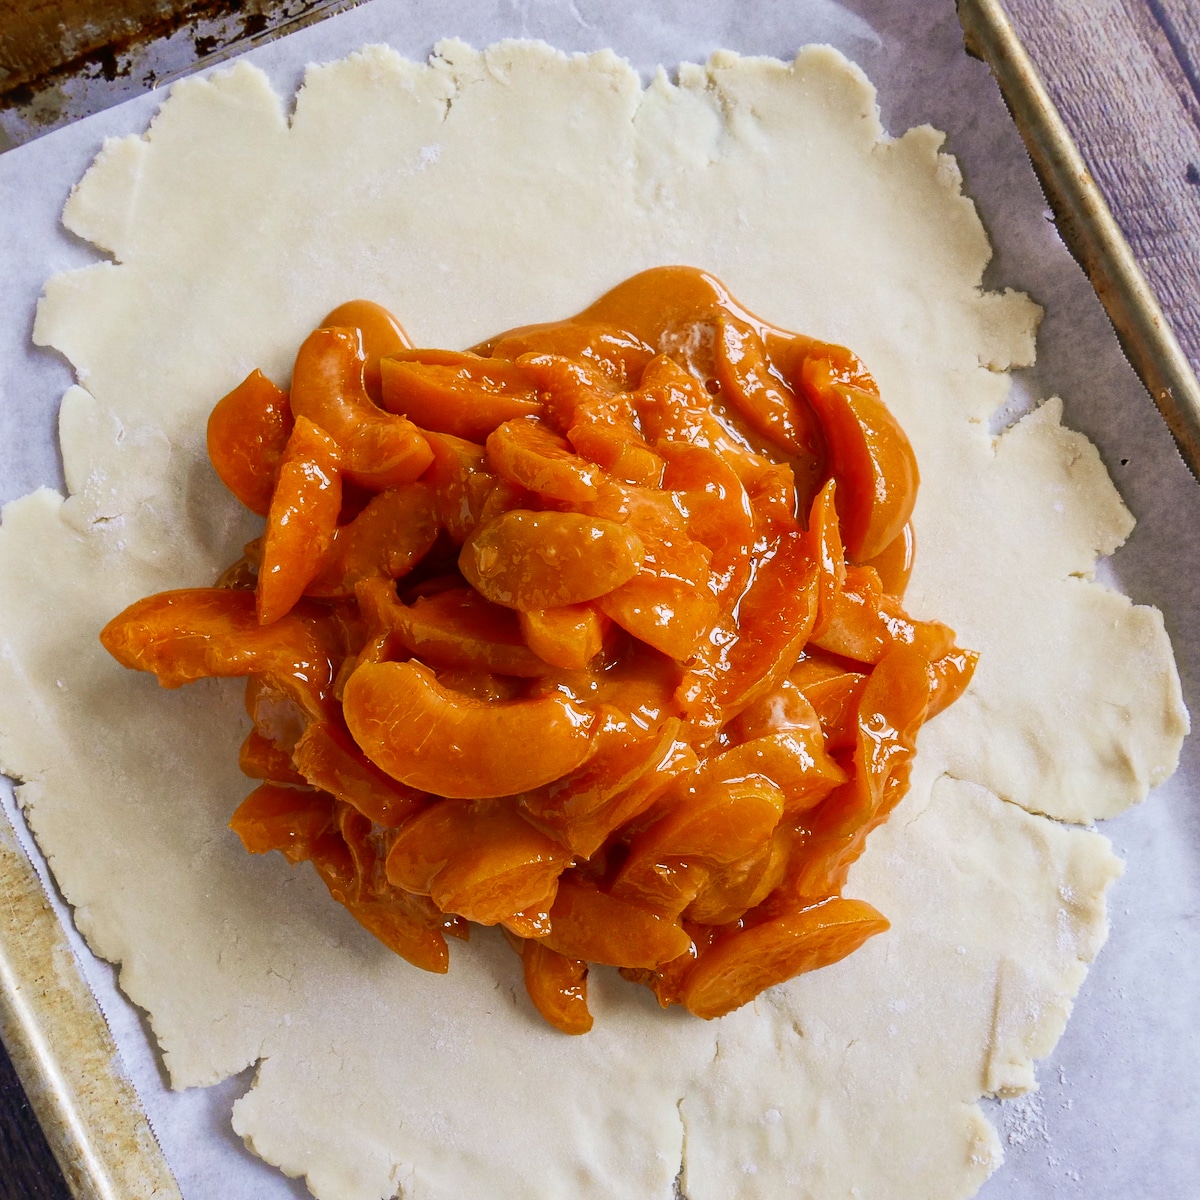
[0,41,1185,1200]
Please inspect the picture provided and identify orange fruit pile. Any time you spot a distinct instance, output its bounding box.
[101,267,975,1033]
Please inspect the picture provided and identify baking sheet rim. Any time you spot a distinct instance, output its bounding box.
[0,814,181,1199]
[2,3,1196,1196]
[957,0,1200,480]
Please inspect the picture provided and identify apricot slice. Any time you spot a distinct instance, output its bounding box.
[615,778,786,914]
[517,353,665,482]
[475,478,534,526]
[486,418,602,503]
[521,940,593,1035]
[516,718,683,854]
[567,417,664,488]
[680,898,890,1019]
[238,729,306,784]
[486,322,654,387]
[291,328,433,489]
[677,529,818,731]
[810,565,956,665]
[797,346,918,562]
[312,815,454,973]
[861,519,915,597]
[386,798,569,925]
[332,889,453,975]
[660,441,754,604]
[634,355,770,487]
[685,827,790,926]
[726,676,822,742]
[343,659,597,798]
[518,604,606,671]
[100,588,339,704]
[380,587,553,678]
[745,460,803,542]
[420,430,497,542]
[461,511,645,610]
[928,648,979,718]
[292,721,428,828]
[501,900,555,940]
[713,314,825,504]
[502,358,659,487]
[807,479,846,639]
[789,656,869,752]
[257,416,342,625]
[206,369,293,515]
[579,475,681,532]
[307,484,439,597]
[542,877,691,968]
[595,570,718,662]
[380,350,542,440]
[840,645,933,829]
[786,647,934,900]
[727,529,817,694]
[320,299,412,401]
[565,736,698,860]
[509,353,620,431]
[583,480,719,659]
[714,686,847,811]
[230,783,333,863]
[588,646,684,727]
[697,731,845,815]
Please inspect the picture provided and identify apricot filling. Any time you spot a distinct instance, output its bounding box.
[100,267,975,1033]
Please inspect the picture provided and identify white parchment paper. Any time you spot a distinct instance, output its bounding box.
[1,2,1197,1197]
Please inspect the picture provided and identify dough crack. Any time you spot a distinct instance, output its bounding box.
[933,770,1090,830]
[673,1099,691,1200]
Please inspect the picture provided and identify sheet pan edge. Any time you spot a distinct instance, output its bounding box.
[957,0,1200,481]
[0,808,181,1200]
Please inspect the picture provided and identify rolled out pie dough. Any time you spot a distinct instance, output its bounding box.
[0,39,1188,1200]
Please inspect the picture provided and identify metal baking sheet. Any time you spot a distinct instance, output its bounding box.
[1,1,1197,1197]
[0,0,360,152]
[958,0,1200,480]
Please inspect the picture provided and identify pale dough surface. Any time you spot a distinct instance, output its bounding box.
[0,41,1187,1200]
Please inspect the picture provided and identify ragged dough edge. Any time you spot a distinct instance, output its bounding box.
[675,775,1121,1200]
[0,38,1183,1200]
[974,288,1043,370]
[226,932,714,1200]
[910,396,1188,821]
[61,135,147,261]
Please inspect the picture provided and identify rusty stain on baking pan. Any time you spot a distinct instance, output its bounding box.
[0,0,361,150]
[958,0,1200,482]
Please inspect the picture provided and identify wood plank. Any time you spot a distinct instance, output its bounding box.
[0,1036,69,1200]
[1148,0,1200,126]
[1002,0,1200,377]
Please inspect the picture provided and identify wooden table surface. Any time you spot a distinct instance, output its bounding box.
[1,1,1198,1197]
[1003,0,1200,431]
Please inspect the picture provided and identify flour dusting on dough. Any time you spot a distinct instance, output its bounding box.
[0,41,1186,1200]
